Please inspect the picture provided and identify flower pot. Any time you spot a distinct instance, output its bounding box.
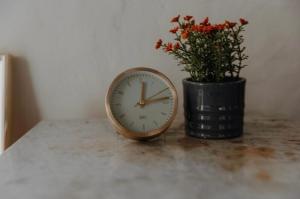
[182,78,246,139]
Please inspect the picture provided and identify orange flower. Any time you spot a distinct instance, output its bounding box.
[215,24,225,31]
[184,15,193,21]
[181,30,189,39]
[171,15,180,23]
[174,42,180,50]
[203,25,214,33]
[191,24,199,31]
[164,42,173,52]
[169,26,179,34]
[240,18,248,25]
[155,39,163,49]
[201,17,209,25]
[181,23,188,29]
[225,20,237,28]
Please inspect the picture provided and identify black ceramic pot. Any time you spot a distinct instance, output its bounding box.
[182,78,246,139]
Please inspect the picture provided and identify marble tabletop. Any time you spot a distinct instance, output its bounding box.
[0,115,300,199]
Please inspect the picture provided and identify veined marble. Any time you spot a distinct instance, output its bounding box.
[0,115,300,199]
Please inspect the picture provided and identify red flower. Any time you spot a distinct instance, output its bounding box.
[191,24,207,33]
[203,25,214,33]
[169,26,179,34]
[171,15,180,23]
[191,24,199,32]
[155,39,163,49]
[225,20,237,28]
[197,25,204,32]
[181,30,189,39]
[181,23,188,29]
[201,17,209,25]
[215,24,225,31]
[164,43,173,52]
[174,42,180,50]
[184,15,193,21]
[240,18,248,25]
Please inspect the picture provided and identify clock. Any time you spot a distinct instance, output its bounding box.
[105,67,178,140]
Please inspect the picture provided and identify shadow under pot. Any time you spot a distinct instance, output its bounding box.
[182,78,246,139]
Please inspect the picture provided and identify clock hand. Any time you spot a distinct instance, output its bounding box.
[135,86,169,108]
[146,87,169,101]
[134,81,146,108]
[140,81,145,104]
[144,96,170,105]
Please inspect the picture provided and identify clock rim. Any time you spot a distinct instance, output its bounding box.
[105,67,178,140]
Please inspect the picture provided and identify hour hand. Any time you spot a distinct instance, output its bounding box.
[135,81,146,107]
[140,81,145,103]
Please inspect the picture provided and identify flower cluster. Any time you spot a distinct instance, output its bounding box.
[155,15,249,82]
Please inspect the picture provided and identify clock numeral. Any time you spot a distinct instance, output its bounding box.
[161,112,167,116]
[119,114,125,119]
[153,120,158,126]
[139,115,146,120]
[117,91,124,95]
[129,121,134,126]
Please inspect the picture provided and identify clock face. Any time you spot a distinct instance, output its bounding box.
[106,67,177,140]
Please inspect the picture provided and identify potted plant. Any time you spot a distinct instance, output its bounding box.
[155,15,249,139]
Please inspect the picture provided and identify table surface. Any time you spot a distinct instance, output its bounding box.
[0,115,300,199]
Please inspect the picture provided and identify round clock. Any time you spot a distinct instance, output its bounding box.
[105,67,178,140]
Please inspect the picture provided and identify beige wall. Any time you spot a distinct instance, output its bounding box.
[0,0,299,144]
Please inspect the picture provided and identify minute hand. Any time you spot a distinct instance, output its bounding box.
[144,97,169,105]
[146,87,169,101]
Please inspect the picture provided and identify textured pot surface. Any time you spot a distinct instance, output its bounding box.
[182,78,246,139]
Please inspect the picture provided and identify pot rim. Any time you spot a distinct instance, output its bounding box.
[182,77,246,86]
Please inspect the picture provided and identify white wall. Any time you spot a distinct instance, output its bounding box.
[0,0,300,141]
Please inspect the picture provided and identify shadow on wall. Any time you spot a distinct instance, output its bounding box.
[5,56,41,149]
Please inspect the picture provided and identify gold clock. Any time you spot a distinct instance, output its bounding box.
[105,67,178,140]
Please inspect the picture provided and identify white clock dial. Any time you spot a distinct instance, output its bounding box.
[106,67,177,139]
[111,71,174,132]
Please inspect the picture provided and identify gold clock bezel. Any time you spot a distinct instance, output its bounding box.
[105,67,178,140]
